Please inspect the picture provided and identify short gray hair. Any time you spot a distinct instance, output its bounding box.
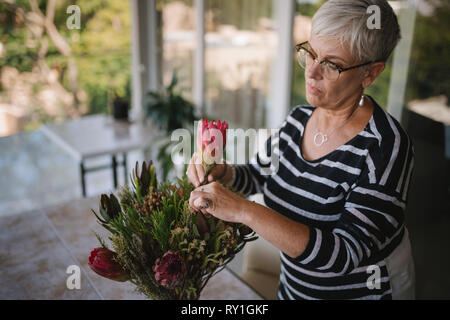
[311,0,401,63]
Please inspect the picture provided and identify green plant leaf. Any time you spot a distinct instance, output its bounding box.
[91,209,107,224]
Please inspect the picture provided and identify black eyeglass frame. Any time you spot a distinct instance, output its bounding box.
[295,41,380,77]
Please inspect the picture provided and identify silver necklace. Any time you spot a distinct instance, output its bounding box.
[313,94,365,147]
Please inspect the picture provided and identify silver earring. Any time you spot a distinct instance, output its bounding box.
[359,94,365,106]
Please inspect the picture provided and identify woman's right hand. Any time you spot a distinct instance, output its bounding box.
[186,152,231,187]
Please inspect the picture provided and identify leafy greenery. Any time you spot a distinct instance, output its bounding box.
[72,0,132,113]
[364,57,393,108]
[145,72,199,181]
[405,0,450,102]
[145,72,197,133]
[206,0,273,31]
[0,0,131,120]
[92,160,257,300]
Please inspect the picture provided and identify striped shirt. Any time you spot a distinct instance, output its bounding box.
[230,96,415,300]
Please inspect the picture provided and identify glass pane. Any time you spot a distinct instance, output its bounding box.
[0,0,138,213]
[0,0,132,137]
[404,1,449,115]
[159,0,195,100]
[400,1,450,299]
[291,0,318,107]
[204,0,275,129]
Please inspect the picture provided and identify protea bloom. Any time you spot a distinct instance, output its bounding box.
[153,251,186,288]
[88,248,128,282]
[196,118,228,177]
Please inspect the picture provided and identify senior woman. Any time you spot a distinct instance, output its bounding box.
[188,0,415,300]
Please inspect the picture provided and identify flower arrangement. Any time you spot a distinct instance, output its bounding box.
[88,119,257,300]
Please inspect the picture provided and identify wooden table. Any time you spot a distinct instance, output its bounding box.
[0,196,262,300]
[40,115,159,197]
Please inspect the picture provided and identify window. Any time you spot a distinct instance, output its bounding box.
[203,0,275,129]
[0,1,132,137]
[159,0,195,100]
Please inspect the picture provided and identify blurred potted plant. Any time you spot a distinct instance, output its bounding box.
[145,72,199,180]
[111,79,132,120]
[112,95,130,120]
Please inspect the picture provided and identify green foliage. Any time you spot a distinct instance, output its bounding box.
[0,0,131,116]
[73,0,132,114]
[364,57,393,108]
[291,66,308,108]
[145,72,197,133]
[405,1,450,102]
[205,0,273,31]
[296,2,323,17]
[131,160,158,202]
[91,160,257,300]
[145,72,199,181]
[0,34,38,73]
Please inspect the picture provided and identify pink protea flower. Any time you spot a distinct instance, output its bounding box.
[152,251,186,288]
[197,118,228,157]
[196,118,229,177]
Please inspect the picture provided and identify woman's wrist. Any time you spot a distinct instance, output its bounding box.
[239,198,258,227]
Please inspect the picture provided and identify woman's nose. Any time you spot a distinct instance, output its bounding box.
[306,61,323,80]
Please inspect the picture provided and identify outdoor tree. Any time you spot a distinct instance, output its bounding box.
[0,0,131,129]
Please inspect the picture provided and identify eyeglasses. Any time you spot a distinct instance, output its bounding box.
[295,41,375,81]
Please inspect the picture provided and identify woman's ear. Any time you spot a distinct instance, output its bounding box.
[362,62,385,88]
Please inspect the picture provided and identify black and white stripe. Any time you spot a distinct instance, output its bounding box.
[231,96,414,300]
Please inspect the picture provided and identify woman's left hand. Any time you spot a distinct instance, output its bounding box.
[189,181,247,224]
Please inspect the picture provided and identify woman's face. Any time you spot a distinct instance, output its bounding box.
[304,35,366,110]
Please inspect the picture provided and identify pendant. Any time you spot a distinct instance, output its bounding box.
[313,132,328,147]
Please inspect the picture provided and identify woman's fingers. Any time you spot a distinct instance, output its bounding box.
[196,163,205,184]
[189,190,212,217]
[189,190,207,209]
[186,157,198,186]
[187,153,228,186]
[187,153,205,187]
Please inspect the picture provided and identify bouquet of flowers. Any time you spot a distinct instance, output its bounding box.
[88,119,257,300]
